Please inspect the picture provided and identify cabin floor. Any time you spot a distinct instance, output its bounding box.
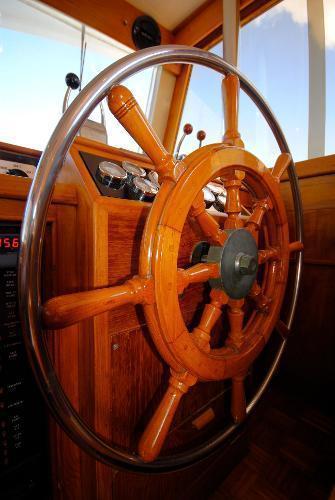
[210,379,334,500]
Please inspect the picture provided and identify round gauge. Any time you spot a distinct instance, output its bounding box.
[96,161,127,189]
[128,177,159,201]
[202,186,215,208]
[122,161,146,184]
[147,170,160,188]
[7,168,29,177]
[0,159,36,179]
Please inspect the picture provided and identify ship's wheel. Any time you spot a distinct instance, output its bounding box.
[19,46,303,472]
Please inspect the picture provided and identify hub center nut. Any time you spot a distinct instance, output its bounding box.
[235,252,258,276]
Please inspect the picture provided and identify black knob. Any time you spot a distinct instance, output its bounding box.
[65,73,80,90]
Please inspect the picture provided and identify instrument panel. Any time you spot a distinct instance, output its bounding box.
[0,222,47,496]
[79,147,227,211]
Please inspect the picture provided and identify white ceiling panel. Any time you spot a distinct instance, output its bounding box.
[126,0,208,30]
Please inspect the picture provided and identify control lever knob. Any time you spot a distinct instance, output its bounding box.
[197,130,206,148]
[65,73,80,90]
[175,123,194,159]
[183,123,193,135]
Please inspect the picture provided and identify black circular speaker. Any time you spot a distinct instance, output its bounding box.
[132,15,161,49]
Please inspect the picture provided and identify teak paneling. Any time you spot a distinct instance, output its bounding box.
[280,155,335,402]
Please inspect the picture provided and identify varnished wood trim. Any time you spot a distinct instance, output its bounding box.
[282,154,335,181]
[40,0,173,49]
[0,141,41,159]
[73,136,153,168]
[0,173,78,206]
[173,0,283,48]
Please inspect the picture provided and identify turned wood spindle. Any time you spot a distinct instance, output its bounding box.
[271,153,291,182]
[226,299,245,350]
[190,191,227,246]
[222,73,244,147]
[223,170,245,229]
[247,197,273,236]
[231,373,247,423]
[138,371,197,462]
[193,289,228,352]
[248,281,271,314]
[108,85,174,178]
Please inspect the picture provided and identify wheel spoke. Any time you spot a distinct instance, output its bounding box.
[222,74,244,147]
[177,263,220,294]
[276,319,290,339]
[138,370,197,462]
[108,85,175,180]
[226,298,245,350]
[271,153,291,182]
[231,373,247,423]
[190,191,227,245]
[223,170,245,229]
[226,296,247,423]
[248,281,272,314]
[258,247,280,264]
[289,241,304,253]
[42,277,153,330]
[192,289,228,352]
[246,197,273,240]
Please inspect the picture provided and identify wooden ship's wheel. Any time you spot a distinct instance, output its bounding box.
[18,46,303,471]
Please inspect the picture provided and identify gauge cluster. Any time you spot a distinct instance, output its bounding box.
[79,149,227,210]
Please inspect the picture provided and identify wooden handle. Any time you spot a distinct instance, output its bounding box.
[42,279,147,330]
[226,299,245,349]
[231,374,247,423]
[108,85,173,176]
[272,153,291,182]
[138,371,196,462]
[193,289,228,352]
[222,74,244,147]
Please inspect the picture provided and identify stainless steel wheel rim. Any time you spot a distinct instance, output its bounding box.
[18,45,303,472]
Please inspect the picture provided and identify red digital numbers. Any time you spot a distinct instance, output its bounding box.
[12,237,19,248]
[0,236,19,250]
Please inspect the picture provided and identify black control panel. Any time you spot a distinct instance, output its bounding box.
[79,150,159,202]
[0,223,48,498]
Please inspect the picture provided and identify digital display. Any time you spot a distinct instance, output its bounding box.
[0,234,20,253]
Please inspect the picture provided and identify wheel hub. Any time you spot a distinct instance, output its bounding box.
[191,229,258,299]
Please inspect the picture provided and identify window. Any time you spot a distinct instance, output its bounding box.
[0,0,156,152]
[239,0,309,166]
[177,0,328,167]
[175,43,224,156]
[324,0,335,156]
